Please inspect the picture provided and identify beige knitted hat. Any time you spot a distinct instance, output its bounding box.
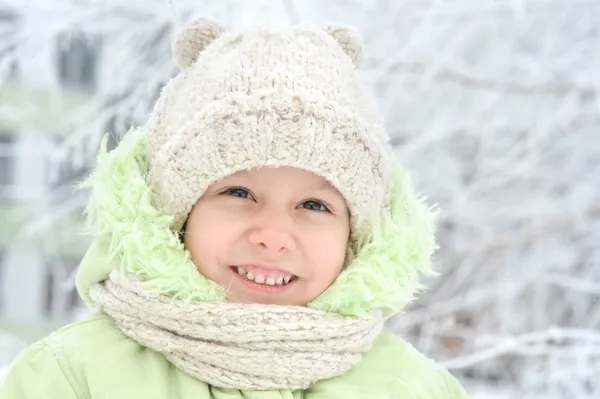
[145,18,392,242]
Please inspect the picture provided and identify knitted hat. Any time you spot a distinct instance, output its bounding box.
[146,18,393,242]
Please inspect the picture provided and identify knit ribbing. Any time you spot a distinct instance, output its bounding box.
[145,20,392,243]
[89,270,384,390]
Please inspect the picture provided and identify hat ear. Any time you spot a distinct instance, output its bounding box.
[172,18,226,69]
[323,23,363,67]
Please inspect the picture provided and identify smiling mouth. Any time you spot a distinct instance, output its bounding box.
[230,266,297,288]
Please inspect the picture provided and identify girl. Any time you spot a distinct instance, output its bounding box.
[0,18,469,398]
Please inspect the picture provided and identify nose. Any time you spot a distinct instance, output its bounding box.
[248,223,297,253]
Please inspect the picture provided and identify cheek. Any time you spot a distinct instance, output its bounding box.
[185,209,240,270]
[305,228,348,278]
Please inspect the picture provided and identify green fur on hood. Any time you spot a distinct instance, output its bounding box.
[77,127,437,319]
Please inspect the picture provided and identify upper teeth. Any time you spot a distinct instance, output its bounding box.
[236,267,293,286]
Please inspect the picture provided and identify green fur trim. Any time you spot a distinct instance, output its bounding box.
[80,128,226,303]
[310,166,439,318]
[79,127,437,318]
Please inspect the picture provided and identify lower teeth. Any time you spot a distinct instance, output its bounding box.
[248,278,290,286]
[234,268,294,286]
[242,275,292,286]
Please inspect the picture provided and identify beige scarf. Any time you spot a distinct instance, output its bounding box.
[89,270,384,391]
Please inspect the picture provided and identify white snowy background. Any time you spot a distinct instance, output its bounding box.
[1,1,599,398]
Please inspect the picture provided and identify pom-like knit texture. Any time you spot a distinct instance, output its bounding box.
[171,18,226,69]
[146,19,392,242]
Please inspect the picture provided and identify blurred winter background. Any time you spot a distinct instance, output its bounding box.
[0,0,599,397]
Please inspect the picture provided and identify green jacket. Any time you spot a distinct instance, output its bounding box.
[0,129,469,398]
[0,312,467,398]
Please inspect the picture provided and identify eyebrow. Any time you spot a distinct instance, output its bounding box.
[315,180,340,194]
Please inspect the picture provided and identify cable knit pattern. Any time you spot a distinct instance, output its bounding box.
[89,270,384,390]
[145,19,392,242]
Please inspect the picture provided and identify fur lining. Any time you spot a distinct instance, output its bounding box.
[79,127,437,318]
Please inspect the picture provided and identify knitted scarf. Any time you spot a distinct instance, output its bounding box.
[89,270,384,391]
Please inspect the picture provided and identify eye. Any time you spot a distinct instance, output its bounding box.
[222,187,254,200]
[300,199,330,212]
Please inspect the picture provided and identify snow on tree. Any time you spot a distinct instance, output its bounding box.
[1,0,599,397]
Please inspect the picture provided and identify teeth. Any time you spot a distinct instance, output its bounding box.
[235,267,294,286]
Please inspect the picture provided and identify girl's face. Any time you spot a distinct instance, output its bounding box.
[184,167,350,306]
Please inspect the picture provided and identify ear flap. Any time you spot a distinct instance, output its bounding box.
[172,18,226,69]
[323,23,364,67]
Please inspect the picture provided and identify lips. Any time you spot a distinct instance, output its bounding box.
[233,266,296,286]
